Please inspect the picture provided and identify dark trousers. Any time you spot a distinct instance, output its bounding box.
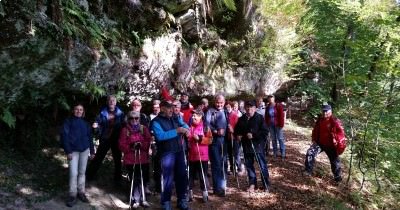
[305,144,342,179]
[86,138,122,181]
[244,152,270,187]
[152,153,162,193]
[126,164,149,202]
[160,151,188,204]
[226,138,242,172]
[209,136,227,193]
[189,161,209,191]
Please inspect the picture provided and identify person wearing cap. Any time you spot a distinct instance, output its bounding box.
[265,95,285,159]
[151,101,191,210]
[304,104,346,182]
[87,95,125,185]
[205,94,228,197]
[187,108,212,202]
[130,99,150,127]
[119,111,152,208]
[234,100,270,192]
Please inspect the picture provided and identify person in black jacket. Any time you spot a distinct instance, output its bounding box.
[234,100,270,192]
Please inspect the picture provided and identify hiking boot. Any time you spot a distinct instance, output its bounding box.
[162,201,172,210]
[247,184,255,193]
[303,171,312,176]
[131,201,140,209]
[214,190,225,197]
[141,200,150,207]
[334,176,342,182]
[177,199,191,210]
[66,196,77,207]
[77,192,89,203]
[202,191,208,203]
[188,190,193,202]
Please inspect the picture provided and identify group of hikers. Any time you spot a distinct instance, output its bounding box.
[60,88,346,210]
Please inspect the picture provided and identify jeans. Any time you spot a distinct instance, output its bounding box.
[269,125,285,158]
[209,136,227,192]
[160,151,188,204]
[69,149,90,196]
[244,152,270,187]
[305,144,342,179]
[86,137,122,181]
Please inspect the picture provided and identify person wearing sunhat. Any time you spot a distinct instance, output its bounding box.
[303,103,346,182]
[151,101,191,210]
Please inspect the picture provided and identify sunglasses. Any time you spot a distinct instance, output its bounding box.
[129,117,140,120]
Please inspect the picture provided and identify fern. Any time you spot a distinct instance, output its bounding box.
[1,108,16,128]
[216,0,236,11]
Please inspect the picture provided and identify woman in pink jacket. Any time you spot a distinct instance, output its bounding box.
[187,109,212,203]
[119,111,152,209]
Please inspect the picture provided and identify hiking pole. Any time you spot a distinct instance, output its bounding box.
[231,133,240,189]
[129,149,137,210]
[195,142,208,202]
[250,138,269,192]
[138,148,147,207]
[181,136,190,200]
[221,140,227,194]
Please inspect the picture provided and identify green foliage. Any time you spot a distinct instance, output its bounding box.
[1,108,16,128]
[216,0,237,11]
[295,0,400,208]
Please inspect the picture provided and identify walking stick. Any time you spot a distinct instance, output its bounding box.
[181,136,190,200]
[129,150,137,210]
[195,142,208,202]
[250,138,269,192]
[231,133,240,189]
[138,148,147,207]
[221,140,227,194]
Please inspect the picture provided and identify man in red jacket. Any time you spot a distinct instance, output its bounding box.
[304,104,345,182]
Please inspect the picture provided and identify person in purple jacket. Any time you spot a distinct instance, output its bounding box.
[61,103,95,207]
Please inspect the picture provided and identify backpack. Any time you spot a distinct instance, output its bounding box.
[331,118,346,155]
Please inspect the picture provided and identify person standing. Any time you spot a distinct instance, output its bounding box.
[150,100,161,120]
[234,100,270,192]
[256,96,266,117]
[180,92,194,124]
[205,94,228,197]
[61,103,95,207]
[151,101,191,210]
[131,99,150,127]
[265,95,286,159]
[119,111,152,208]
[225,101,241,175]
[187,109,212,202]
[304,104,345,182]
[86,95,125,185]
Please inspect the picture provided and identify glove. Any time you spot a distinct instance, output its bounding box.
[197,135,203,143]
[133,142,141,150]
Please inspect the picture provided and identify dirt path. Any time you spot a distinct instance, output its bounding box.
[3,120,354,210]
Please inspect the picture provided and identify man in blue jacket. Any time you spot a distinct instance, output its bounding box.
[151,101,190,210]
[86,95,125,185]
[205,94,228,196]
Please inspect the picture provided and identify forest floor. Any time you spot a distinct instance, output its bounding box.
[0,119,359,210]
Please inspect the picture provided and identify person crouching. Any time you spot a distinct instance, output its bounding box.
[119,111,152,209]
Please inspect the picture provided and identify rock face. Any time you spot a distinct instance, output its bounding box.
[0,0,292,103]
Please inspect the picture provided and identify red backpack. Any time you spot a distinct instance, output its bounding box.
[331,118,346,155]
